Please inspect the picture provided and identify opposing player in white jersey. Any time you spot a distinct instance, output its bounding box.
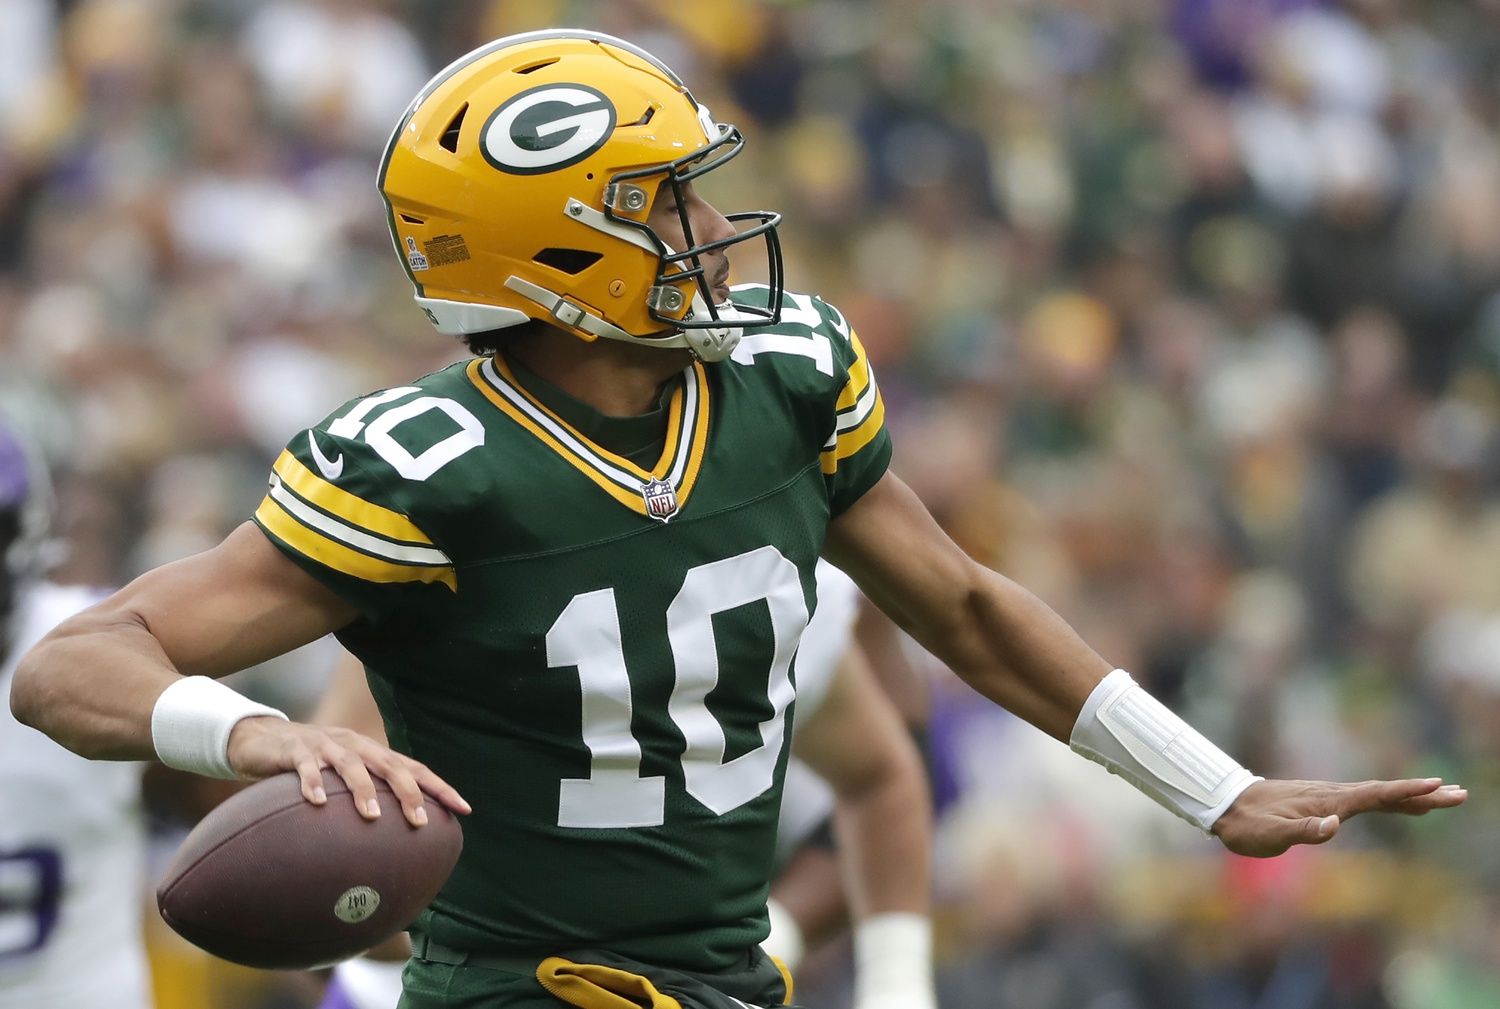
[314,560,934,1009]
[0,421,153,1009]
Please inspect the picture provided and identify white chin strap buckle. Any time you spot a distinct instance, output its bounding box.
[682,325,740,362]
[679,291,748,363]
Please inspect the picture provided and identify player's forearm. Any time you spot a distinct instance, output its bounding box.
[929,560,1112,741]
[946,564,1269,831]
[831,741,931,920]
[11,609,184,760]
[17,525,356,765]
[827,475,1109,740]
[830,476,1258,832]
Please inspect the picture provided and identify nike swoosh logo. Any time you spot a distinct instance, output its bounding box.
[308,431,344,480]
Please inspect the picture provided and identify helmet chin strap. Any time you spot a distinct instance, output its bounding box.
[503,276,746,363]
[675,290,749,363]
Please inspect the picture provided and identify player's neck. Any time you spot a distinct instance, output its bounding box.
[502,330,694,417]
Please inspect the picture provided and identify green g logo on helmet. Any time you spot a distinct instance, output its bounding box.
[481,84,617,175]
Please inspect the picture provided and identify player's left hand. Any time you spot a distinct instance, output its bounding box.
[1212,777,1468,857]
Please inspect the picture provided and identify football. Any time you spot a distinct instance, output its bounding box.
[156,767,463,969]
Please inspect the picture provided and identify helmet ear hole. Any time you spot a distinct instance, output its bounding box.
[515,57,560,75]
[533,248,604,274]
[439,105,468,154]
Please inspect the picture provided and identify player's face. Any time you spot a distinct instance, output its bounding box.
[648,180,737,305]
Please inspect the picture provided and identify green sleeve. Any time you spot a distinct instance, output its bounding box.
[817,299,893,516]
[251,411,458,622]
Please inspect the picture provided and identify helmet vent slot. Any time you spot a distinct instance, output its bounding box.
[623,106,656,127]
[439,104,468,153]
[533,248,604,274]
[515,58,560,75]
[399,214,425,225]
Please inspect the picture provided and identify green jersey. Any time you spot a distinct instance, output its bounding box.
[252,287,890,972]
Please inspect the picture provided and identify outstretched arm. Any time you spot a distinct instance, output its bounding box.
[826,472,1466,856]
[11,522,468,826]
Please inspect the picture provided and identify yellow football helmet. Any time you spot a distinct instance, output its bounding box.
[379,29,783,362]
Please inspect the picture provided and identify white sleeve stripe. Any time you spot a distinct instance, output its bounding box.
[269,476,453,566]
[835,378,880,434]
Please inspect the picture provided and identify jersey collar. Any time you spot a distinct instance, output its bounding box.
[467,354,711,522]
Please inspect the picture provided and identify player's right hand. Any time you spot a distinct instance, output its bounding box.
[226,716,471,827]
[1212,776,1466,857]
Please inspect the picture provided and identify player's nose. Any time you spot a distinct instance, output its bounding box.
[691,197,736,248]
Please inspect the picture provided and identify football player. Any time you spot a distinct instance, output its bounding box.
[13,29,1466,1009]
[314,561,934,1009]
[0,420,154,1009]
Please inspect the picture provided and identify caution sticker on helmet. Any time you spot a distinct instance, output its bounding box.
[424,234,471,267]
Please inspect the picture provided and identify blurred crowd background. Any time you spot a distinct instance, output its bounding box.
[3,0,1500,1007]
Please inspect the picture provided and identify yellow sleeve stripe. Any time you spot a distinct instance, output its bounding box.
[273,450,434,546]
[255,496,457,591]
[820,390,886,474]
[834,331,873,413]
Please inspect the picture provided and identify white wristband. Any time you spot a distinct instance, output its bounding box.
[1070,668,1261,832]
[150,676,288,779]
[852,913,935,1009]
[761,897,806,971]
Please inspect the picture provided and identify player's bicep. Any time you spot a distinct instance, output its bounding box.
[824,471,980,647]
[96,522,357,677]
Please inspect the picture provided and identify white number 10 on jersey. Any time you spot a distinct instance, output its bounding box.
[545,545,808,828]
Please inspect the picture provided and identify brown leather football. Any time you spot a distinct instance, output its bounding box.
[156,767,462,969]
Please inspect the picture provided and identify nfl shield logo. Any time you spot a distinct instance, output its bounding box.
[641,478,679,523]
